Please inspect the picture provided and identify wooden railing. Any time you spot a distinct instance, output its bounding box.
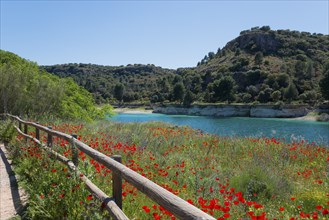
[4,114,215,220]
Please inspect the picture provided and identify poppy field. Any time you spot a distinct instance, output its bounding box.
[5,120,329,219]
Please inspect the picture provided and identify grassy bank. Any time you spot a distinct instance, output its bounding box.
[2,119,328,219]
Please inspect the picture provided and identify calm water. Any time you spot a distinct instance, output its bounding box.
[109,113,329,146]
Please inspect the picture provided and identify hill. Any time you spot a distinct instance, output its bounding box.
[42,64,176,104]
[42,26,329,105]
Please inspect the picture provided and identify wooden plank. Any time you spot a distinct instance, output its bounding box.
[47,126,52,147]
[111,155,122,209]
[35,125,40,140]
[23,124,28,142]
[71,134,79,166]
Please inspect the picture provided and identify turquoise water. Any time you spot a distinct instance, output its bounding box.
[109,113,329,146]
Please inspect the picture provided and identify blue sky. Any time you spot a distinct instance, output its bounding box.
[1,1,328,69]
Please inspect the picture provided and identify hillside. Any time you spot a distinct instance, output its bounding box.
[0,50,111,120]
[42,64,176,104]
[42,26,329,105]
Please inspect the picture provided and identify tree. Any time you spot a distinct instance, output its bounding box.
[183,90,195,106]
[213,76,236,102]
[271,90,282,102]
[254,52,263,66]
[216,47,221,55]
[295,60,306,78]
[276,73,290,87]
[306,62,315,79]
[258,88,272,103]
[235,48,241,56]
[201,55,209,65]
[260,26,271,32]
[172,82,185,103]
[208,52,215,60]
[284,82,299,103]
[114,83,124,102]
[319,69,329,100]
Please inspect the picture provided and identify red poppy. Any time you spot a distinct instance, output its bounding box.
[86,194,93,200]
[142,205,150,213]
[153,213,161,220]
[186,199,194,205]
[316,205,322,210]
[254,203,263,209]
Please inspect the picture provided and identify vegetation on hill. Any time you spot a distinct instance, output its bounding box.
[42,27,329,106]
[194,26,329,104]
[0,50,112,121]
[42,63,176,104]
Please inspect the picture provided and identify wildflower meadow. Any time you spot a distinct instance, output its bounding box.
[3,120,328,219]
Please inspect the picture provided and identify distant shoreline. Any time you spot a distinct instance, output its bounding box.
[288,115,317,121]
[112,107,327,122]
[113,108,153,114]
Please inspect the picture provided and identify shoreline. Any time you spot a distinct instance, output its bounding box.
[287,115,317,121]
[113,108,324,121]
[113,108,153,114]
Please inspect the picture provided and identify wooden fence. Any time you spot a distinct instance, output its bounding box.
[3,114,215,220]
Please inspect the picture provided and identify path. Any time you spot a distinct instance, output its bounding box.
[0,143,27,220]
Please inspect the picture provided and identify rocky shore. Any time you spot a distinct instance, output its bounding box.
[152,104,329,120]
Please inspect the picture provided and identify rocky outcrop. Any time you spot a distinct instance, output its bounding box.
[226,31,281,54]
[153,104,311,118]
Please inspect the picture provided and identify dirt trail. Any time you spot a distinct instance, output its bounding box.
[0,144,27,220]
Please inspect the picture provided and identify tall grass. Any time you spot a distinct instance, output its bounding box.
[2,119,328,219]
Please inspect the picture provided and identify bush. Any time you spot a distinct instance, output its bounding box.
[316,113,329,122]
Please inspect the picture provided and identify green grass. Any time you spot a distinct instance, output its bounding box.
[2,119,328,219]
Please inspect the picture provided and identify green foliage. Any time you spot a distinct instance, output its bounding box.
[172,82,185,103]
[183,90,195,106]
[212,76,236,102]
[284,82,299,103]
[41,28,329,105]
[114,83,125,102]
[271,90,282,102]
[319,68,329,100]
[254,52,264,65]
[0,119,16,143]
[0,50,112,121]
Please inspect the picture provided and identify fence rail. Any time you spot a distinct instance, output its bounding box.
[4,114,215,220]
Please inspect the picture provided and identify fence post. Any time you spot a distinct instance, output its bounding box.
[71,134,78,166]
[36,123,40,140]
[47,126,52,147]
[111,155,122,209]
[24,123,28,142]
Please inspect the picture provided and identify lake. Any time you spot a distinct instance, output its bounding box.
[109,113,329,146]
